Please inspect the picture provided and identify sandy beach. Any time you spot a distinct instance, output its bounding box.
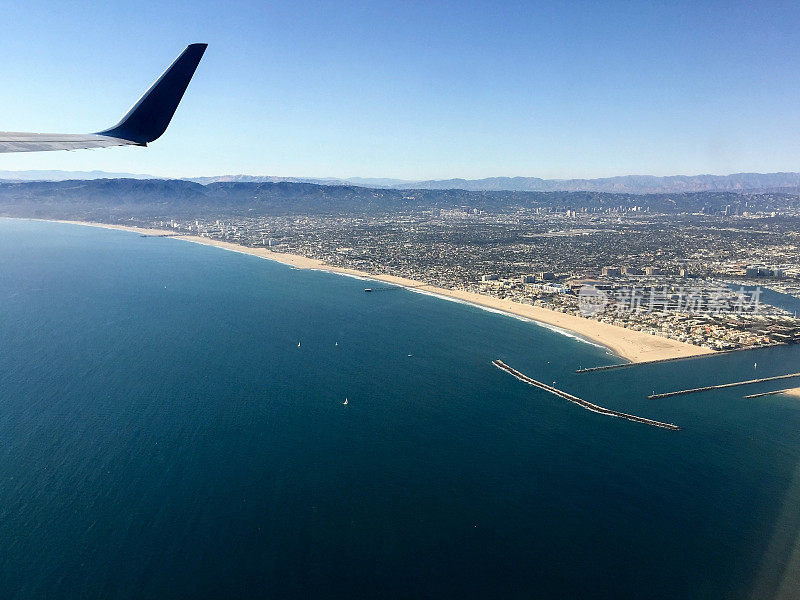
[48,219,713,363]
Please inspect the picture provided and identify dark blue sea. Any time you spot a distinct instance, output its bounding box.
[1,218,799,599]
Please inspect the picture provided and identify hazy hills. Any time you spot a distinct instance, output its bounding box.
[396,173,800,193]
[183,172,800,193]
[0,169,154,182]
[186,175,412,187]
[4,170,800,195]
[1,178,798,221]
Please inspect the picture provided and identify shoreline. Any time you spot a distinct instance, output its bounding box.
[34,218,712,363]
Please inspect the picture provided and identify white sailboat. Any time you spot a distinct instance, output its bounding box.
[343,398,348,405]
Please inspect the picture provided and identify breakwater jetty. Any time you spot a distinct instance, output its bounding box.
[743,388,798,399]
[493,360,680,431]
[648,371,800,399]
[575,344,786,374]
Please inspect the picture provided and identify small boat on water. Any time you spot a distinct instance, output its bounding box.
[297,342,301,347]
[364,288,372,292]
[343,398,348,405]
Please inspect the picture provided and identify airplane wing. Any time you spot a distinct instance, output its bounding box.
[0,133,139,153]
[0,43,207,154]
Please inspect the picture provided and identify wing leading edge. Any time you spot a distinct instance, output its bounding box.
[0,133,139,153]
[0,43,206,154]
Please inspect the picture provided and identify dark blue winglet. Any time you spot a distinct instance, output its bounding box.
[97,43,207,145]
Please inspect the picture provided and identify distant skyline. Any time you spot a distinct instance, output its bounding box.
[2,1,800,179]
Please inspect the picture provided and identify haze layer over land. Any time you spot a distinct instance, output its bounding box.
[6,170,800,195]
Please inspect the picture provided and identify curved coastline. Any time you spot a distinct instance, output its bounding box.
[30,218,712,363]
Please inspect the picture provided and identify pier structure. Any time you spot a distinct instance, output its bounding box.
[493,360,680,431]
[648,372,800,399]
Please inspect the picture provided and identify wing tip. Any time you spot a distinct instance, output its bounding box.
[96,43,207,144]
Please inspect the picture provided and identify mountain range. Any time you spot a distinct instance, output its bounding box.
[3,170,800,194]
[1,178,798,221]
[186,172,800,194]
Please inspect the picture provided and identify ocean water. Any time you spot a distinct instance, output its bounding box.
[1,218,799,599]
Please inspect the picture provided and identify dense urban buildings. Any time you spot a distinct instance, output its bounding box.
[3,179,800,350]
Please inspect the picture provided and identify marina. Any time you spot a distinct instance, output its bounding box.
[493,360,681,431]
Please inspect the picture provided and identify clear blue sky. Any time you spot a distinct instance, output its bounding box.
[2,1,800,179]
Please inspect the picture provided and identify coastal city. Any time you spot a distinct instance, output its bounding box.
[8,4,800,599]
[134,201,800,352]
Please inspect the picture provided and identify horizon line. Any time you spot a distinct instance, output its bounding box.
[4,168,800,182]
